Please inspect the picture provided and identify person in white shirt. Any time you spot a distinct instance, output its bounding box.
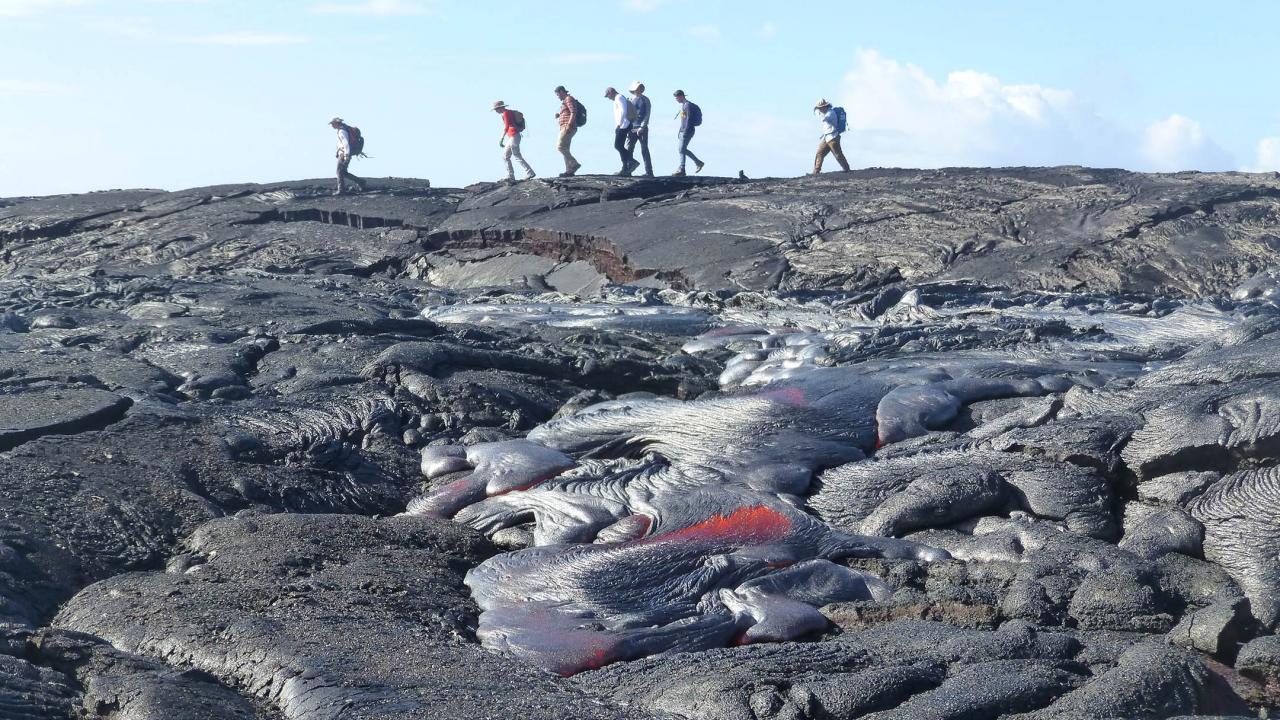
[604,87,640,176]
[329,117,367,194]
[812,99,851,174]
[625,81,654,177]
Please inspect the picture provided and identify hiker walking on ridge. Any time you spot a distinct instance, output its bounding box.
[672,90,704,176]
[813,98,851,173]
[605,86,639,176]
[625,81,654,177]
[330,117,367,195]
[553,85,584,177]
[493,101,536,184]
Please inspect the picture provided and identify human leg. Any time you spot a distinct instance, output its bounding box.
[557,126,580,174]
[509,132,535,178]
[814,139,832,174]
[830,136,851,171]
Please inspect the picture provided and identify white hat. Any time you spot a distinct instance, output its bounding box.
[814,98,831,109]
[629,80,644,92]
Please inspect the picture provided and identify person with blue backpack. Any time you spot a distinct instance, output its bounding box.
[813,99,851,174]
[329,117,367,195]
[672,89,704,176]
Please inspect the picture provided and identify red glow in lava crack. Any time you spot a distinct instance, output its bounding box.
[657,506,793,545]
[762,386,808,407]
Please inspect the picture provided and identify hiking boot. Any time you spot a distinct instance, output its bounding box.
[695,161,705,174]
[625,159,641,174]
[524,171,537,180]
[567,161,582,176]
[502,178,516,186]
[644,171,655,177]
[671,169,686,177]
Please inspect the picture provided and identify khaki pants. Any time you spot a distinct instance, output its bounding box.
[502,132,535,179]
[814,136,851,173]
[557,125,580,172]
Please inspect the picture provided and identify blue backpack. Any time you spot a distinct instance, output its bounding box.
[688,102,703,127]
[833,106,847,134]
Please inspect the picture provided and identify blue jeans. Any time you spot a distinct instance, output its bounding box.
[678,129,701,170]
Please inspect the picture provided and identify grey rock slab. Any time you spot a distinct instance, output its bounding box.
[0,387,132,451]
[1169,598,1257,662]
[54,513,643,720]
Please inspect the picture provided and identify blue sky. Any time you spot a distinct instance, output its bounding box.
[3,0,1280,196]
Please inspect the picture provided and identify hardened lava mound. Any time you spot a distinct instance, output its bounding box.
[5,169,1280,719]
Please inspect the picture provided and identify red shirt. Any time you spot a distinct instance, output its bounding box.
[557,96,578,130]
[501,109,520,136]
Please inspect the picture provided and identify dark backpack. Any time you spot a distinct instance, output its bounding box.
[572,98,588,127]
[345,124,366,156]
[833,107,848,134]
[688,102,702,127]
[509,109,526,132]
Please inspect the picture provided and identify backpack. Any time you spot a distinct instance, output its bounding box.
[833,106,848,134]
[345,125,365,156]
[572,97,588,127]
[509,109,526,132]
[688,102,702,127]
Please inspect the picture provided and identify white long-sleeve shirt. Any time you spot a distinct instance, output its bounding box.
[336,127,352,156]
[818,108,840,141]
[613,94,634,130]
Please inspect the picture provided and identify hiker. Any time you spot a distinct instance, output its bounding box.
[625,81,653,177]
[330,117,366,195]
[493,100,536,184]
[605,87,639,176]
[672,90,704,176]
[553,85,583,177]
[813,99,851,173]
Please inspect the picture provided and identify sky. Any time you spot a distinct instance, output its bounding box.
[3,0,1280,197]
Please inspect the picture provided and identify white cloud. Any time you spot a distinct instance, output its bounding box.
[620,0,664,12]
[1248,137,1280,172]
[311,0,429,15]
[687,24,720,40]
[830,49,1236,171]
[1139,114,1233,172]
[0,0,87,16]
[185,32,308,45]
[546,53,632,65]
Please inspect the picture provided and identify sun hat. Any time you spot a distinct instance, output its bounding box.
[554,85,567,93]
[492,100,508,110]
[814,98,831,109]
[329,117,343,124]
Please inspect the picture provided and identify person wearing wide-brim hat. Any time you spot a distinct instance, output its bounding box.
[624,81,654,177]
[492,100,536,184]
[329,117,367,195]
[812,98,851,174]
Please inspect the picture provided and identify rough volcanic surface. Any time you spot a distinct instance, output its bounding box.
[3,169,1280,719]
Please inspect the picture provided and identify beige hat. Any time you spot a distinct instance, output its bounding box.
[814,98,831,109]
[492,100,508,110]
[629,80,644,92]
[329,117,343,125]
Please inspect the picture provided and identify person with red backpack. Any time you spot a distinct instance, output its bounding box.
[329,117,367,195]
[813,99,851,174]
[493,100,536,184]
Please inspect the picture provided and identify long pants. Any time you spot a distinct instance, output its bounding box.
[502,132,535,179]
[336,154,365,191]
[557,126,579,172]
[814,135,851,173]
[678,129,701,170]
[614,127,635,170]
[625,126,653,175]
